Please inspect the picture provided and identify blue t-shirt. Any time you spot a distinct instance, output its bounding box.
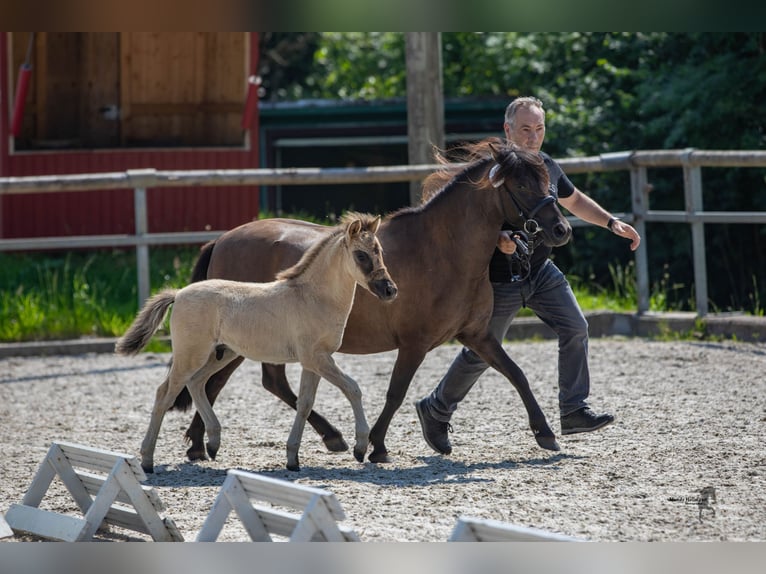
[488,152,574,282]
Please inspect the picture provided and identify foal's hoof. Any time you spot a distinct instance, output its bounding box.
[141,463,155,474]
[286,460,300,472]
[323,434,349,453]
[535,434,561,452]
[206,444,219,461]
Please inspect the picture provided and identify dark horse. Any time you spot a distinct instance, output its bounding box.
[175,139,573,463]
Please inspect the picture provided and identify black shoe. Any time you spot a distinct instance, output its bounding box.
[561,407,614,435]
[415,398,453,455]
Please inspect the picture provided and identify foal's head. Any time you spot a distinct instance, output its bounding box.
[341,212,398,302]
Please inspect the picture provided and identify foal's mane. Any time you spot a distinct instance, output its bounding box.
[418,137,547,204]
[276,212,380,281]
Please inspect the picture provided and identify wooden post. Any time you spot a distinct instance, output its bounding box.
[682,149,709,316]
[405,33,444,206]
[127,168,157,309]
[134,186,150,309]
[630,166,650,314]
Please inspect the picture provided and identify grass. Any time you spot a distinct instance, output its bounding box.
[0,247,198,342]
[0,241,724,344]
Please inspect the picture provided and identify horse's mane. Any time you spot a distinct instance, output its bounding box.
[276,211,379,281]
[418,137,547,204]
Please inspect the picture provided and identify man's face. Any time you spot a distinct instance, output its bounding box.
[504,105,546,153]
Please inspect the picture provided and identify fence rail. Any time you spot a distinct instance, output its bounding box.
[2,149,766,315]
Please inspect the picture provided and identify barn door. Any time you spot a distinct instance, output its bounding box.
[10,32,120,149]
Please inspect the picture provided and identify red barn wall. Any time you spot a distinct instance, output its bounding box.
[1,32,260,240]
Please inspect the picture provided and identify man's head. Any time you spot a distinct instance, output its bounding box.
[504,97,546,153]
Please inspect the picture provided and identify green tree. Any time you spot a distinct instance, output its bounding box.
[262,32,766,313]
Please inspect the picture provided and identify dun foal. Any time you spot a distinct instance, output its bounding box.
[116,213,397,472]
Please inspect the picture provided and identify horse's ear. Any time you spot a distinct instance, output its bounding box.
[347,218,363,238]
[371,215,381,234]
[488,142,502,162]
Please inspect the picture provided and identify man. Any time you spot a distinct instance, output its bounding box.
[415,96,641,455]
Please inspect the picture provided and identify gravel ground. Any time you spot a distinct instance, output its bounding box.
[1,337,765,542]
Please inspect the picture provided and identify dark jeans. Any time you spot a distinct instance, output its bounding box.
[426,259,590,421]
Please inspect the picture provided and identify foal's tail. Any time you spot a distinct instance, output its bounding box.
[115,290,178,356]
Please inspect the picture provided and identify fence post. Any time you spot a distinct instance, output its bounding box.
[630,165,650,314]
[682,150,709,316]
[134,186,149,309]
[127,169,157,309]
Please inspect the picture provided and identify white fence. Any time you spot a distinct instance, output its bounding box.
[2,149,766,315]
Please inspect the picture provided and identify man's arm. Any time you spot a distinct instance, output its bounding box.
[558,188,641,251]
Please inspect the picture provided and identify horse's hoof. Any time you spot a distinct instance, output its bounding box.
[536,435,561,452]
[367,449,391,464]
[353,447,367,463]
[141,463,154,474]
[186,447,208,462]
[206,444,219,461]
[323,434,349,453]
[286,461,300,472]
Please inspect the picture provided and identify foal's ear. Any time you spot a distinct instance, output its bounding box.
[347,218,363,238]
[370,215,381,235]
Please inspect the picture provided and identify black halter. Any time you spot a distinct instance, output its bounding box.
[489,163,555,237]
[489,163,554,282]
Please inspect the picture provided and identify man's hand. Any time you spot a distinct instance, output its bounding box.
[611,220,641,252]
[498,231,529,256]
[497,231,517,254]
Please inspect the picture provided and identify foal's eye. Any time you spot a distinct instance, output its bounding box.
[354,251,370,264]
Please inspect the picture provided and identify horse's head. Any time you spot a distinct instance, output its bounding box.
[342,212,398,302]
[488,143,572,248]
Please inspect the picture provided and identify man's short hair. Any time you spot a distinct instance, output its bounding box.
[505,96,545,127]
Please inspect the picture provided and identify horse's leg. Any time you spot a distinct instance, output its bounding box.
[461,332,559,451]
[262,363,349,453]
[184,356,245,461]
[141,370,190,473]
[368,348,427,463]
[309,355,370,465]
[285,369,321,471]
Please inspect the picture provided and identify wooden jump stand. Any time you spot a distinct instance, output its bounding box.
[449,516,582,542]
[5,441,183,542]
[0,512,12,539]
[196,469,359,542]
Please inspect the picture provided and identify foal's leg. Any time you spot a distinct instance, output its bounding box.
[186,349,241,461]
[263,363,349,453]
[285,369,321,471]
[186,374,223,463]
[184,356,245,461]
[141,368,193,473]
[308,354,370,464]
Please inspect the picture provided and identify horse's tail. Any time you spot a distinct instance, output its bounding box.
[191,239,216,283]
[115,290,178,356]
